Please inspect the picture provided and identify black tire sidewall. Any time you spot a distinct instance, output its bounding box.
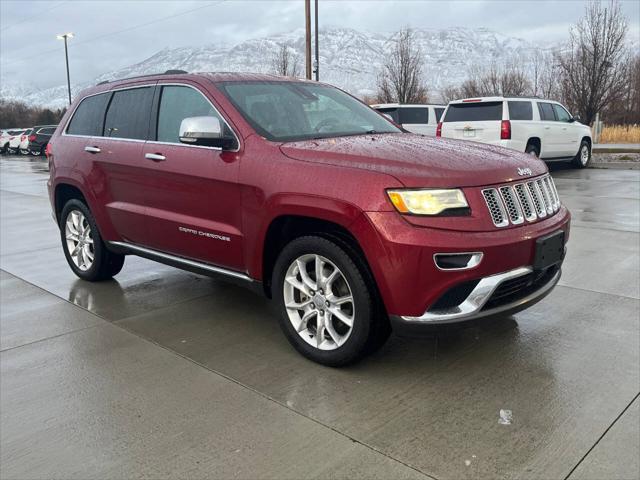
[573,141,591,168]
[273,236,373,367]
[59,199,109,281]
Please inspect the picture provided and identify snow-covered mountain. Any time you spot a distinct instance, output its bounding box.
[2,27,541,109]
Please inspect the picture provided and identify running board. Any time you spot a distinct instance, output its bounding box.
[107,241,253,283]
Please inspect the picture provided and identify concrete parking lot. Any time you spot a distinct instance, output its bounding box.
[1,154,638,480]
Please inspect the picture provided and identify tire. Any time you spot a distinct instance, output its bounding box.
[273,235,386,366]
[30,148,41,156]
[572,140,591,168]
[525,143,540,158]
[59,199,125,281]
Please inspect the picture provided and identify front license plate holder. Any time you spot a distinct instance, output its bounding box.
[533,230,565,270]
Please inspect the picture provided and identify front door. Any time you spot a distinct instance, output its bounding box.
[552,103,580,156]
[139,83,244,272]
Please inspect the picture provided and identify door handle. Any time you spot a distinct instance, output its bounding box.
[84,146,101,154]
[145,153,166,162]
[544,127,551,130]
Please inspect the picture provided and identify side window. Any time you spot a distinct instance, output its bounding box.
[508,101,533,120]
[434,107,445,122]
[399,107,428,124]
[104,87,154,139]
[41,127,56,135]
[552,104,571,122]
[378,108,399,123]
[537,102,556,121]
[67,93,110,136]
[156,85,225,144]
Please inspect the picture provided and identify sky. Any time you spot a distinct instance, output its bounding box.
[1,0,639,90]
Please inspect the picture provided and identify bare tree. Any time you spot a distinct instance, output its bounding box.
[557,0,629,124]
[271,44,300,78]
[377,28,428,103]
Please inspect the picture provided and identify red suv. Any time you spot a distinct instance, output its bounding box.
[47,72,570,366]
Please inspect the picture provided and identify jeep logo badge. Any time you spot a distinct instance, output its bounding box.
[517,167,533,176]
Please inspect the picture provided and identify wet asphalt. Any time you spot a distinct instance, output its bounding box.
[0,154,638,480]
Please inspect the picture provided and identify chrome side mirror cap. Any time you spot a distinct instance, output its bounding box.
[179,116,227,148]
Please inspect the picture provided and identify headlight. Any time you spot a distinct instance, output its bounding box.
[387,189,469,215]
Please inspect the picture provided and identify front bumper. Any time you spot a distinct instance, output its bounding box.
[390,264,561,329]
[350,206,570,320]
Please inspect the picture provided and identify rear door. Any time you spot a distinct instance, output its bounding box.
[139,82,244,271]
[440,101,504,144]
[98,84,156,244]
[399,106,430,135]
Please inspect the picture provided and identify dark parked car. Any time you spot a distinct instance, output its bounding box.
[47,71,570,366]
[27,125,57,156]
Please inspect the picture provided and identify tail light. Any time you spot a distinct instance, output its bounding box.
[500,120,511,140]
[436,122,442,137]
[45,143,52,159]
[28,134,36,142]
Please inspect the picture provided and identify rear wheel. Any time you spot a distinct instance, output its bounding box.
[572,140,591,168]
[60,199,125,281]
[273,236,386,366]
[525,143,540,158]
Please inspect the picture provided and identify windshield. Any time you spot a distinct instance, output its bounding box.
[218,81,401,142]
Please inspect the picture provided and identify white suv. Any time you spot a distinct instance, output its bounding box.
[438,97,593,168]
[371,103,445,136]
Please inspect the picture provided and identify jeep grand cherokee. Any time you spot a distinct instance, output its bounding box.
[47,72,570,366]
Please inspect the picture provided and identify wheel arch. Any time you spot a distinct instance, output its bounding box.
[526,137,541,152]
[260,214,375,300]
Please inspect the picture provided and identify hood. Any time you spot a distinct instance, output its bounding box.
[280,133,547,188]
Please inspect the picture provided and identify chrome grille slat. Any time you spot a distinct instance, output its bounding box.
[483,174,560,227]
[514,183,537,221]
[499,186,524,224]
[482,188,509,227]
[537,178,554,215]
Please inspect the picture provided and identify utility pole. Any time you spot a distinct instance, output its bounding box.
[314,0,319,81]
[56,32,74,105]
[304,0,312,80]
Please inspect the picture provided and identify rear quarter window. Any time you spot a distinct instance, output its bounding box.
[443,102,503,122]
[508,101,533,120]
[67,93,110,136]
[399,107,428,124]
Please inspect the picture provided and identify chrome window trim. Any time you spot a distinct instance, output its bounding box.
[62,82,241,153]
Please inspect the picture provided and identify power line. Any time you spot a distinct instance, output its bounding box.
[2,0,227,67]
[0,1,68,33]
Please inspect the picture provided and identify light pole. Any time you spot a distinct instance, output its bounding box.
[56,32,74,105]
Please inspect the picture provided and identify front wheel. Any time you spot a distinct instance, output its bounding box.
[273,236,382,366]
[60,199,125,281]
[572,140,591,168]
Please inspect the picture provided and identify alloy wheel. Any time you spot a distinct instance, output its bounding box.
[283,254,355,351]
[65,210,95,271]
[580,145,589,165]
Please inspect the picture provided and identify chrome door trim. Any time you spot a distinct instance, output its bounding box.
[108,241,252,282]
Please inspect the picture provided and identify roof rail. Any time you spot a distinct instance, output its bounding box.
[96,80,109,85]
[164,69,188,74]
[96,69,189,86]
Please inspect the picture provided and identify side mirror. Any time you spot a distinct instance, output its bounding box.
[381,113,393,121]
[569,116,580,123]
[179,116,235,149]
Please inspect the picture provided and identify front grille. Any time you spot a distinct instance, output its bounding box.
[483,174,560,228]
[482,265,559,310]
